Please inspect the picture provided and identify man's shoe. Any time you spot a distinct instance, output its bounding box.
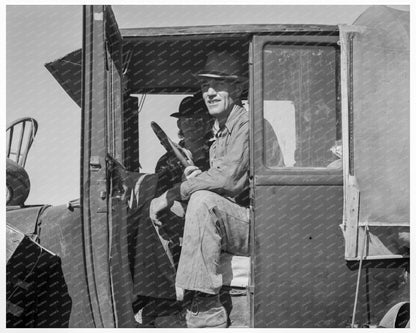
[154,293,228,328]
[134,308,156,328]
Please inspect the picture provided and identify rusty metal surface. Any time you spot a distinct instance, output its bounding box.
[45,28,339,102]
[253,185,408,327]
[6,205,45,235]
[12,4,409,328]
[120,24,339,37]
[81,5,116,327]
[45,49,82,107]
[6,216,73,327]
[35,204,94,327]
[81,5,134,327]
[7,235,71,327]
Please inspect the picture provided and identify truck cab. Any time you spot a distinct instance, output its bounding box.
[6,5,409,328]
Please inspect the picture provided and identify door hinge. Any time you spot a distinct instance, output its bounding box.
[90,156,102,171]
[94,11,103,21]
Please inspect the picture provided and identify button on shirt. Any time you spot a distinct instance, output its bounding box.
[180,105,249,206]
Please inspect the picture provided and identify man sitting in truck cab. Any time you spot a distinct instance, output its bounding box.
[132,95,214,323]
[149,50,251,328]
[155,94,214,196]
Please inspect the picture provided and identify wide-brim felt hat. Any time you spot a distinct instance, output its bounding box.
[196,51,248,83]
[170,94,210,118]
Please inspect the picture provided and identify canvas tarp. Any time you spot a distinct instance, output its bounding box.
[340,6,409,259]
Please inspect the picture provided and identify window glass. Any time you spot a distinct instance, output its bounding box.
[263,44,340,168]
[107,52,122,161]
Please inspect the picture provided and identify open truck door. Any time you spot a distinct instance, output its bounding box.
[81,5,134,327]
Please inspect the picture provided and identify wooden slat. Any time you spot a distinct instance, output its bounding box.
[15,122,25,165]
[7,127,13,158]
[343,176,360,259]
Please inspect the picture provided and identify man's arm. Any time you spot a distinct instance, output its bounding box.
[149,112,249,221]
[179,120,249,201]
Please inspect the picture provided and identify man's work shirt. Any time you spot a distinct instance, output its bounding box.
[180,104,249,206]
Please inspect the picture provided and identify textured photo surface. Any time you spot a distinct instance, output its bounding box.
[5,5,410,328]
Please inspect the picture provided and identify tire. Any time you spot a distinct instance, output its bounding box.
[379,301,410,328]
[6,158,30,206]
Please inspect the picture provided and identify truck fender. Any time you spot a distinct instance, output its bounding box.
[378,301,410,328]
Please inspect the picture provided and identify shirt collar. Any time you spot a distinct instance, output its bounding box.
[213,104,245,137]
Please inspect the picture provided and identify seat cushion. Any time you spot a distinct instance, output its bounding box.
[220,253,250,288]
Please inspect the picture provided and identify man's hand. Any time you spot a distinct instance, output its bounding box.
[149,194,170,227]
[149,185,181,226]
[179,146,194,165]
[183,165,202,181]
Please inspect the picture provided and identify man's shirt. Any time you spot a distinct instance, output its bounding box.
[180,104,249,206]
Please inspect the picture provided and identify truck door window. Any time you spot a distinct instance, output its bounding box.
[263,44,340,168]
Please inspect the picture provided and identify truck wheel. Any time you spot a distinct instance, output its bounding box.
[378,301,409,328]
[6,158,30,206]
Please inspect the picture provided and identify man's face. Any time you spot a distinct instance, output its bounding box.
[178,117,210,141]
[178,117,212,159]
[201,78,240,121]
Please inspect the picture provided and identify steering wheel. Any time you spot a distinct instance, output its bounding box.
[151,121,193,168]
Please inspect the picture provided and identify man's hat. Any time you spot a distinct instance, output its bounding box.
[196,51,248,83]
[170,94,210,119]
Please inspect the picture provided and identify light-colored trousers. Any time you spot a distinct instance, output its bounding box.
[174,190,250,295]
